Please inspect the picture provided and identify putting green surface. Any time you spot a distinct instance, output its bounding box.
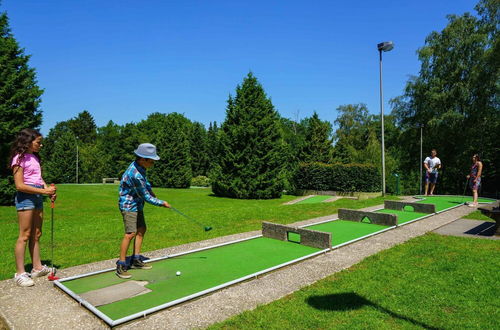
[63,237,320,320]
[414,195,494,212]
[375,209,428,224]
[296,195,332,204]
[305,220,388,245]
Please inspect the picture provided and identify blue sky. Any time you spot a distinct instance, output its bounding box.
[3,0,478,135]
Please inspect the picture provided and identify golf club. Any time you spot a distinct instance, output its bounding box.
[48,184,60,281]
[461,177,469,205]
[170,206,212,232]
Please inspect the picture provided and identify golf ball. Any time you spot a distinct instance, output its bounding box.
[176,271,181,276]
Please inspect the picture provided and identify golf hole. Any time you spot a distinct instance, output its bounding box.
[361,216,372,224]
[287,231,301,244]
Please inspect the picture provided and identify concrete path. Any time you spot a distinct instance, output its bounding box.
[0,203,484,329]
[434,219,499,240]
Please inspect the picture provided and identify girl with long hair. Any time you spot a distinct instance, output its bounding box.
[9,128,56,287]
[466,154,483,207]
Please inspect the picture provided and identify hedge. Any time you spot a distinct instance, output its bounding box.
[293,162,381,192]
[0,176,16,206]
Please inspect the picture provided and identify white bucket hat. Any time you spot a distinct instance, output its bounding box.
[134,143,160,160]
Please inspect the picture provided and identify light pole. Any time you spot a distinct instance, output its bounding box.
[75,136,79,184]
[377,41,394,196]
[419,124,424,195]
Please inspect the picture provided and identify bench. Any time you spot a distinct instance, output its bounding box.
[102,178,119,184]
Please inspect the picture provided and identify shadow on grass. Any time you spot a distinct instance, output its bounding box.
[306,292,442,330]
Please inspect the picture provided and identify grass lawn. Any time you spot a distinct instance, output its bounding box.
[0,184,397,281]
[210,233,500,329]
[462,210,494,221]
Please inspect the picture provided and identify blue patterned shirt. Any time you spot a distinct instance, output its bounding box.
[119,161,164,211]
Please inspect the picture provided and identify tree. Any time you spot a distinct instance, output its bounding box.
[148,113,192,188]
[207,121,220,174]
[212,73,286,199]
[43,131,77,183]
[0,10,43,204]
[189,122,209,177]
[391,0,499,195]
[68,110,97,144]
[300,112,333,163]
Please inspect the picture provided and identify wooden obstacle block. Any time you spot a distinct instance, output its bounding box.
[384,200,436,213]
[262,222,331,249]
[338,209,397,226]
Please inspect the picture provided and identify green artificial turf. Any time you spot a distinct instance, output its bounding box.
[296,195,333,204]
[375,209,428,224]
[414,195,494,212]
[0,185,398,280]
[63,237,320,320]
[306,220,388,246]
[210,233,500,329]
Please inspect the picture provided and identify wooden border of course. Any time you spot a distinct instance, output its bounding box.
[338,209,398,226]
[262,222,332,250]
[384,200,436,213]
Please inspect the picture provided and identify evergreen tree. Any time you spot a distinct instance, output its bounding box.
[68,110,97,144]
[300,112,333,163]
[43,131,78,183]
[189,122,209,177]
[96,120,122,178]
[207,121,220,174]
[148,113,192,188]
[0,10,43,204]
[212,73,286,199]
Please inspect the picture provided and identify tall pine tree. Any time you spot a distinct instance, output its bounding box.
[300,112,333,163]
[189,122,209,177]
[212,73,285,199]
[0,10,44,204]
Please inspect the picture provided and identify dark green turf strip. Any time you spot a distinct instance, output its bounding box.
[296,195,332,204]
[63,237,320,320]
[305,220,388,246]
[375,209,428,224]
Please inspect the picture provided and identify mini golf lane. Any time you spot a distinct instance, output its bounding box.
[304,220,389,245]
[61,237,320,321]
[57,195,495,326]
[414,195,494,212]
[296,195,332,204]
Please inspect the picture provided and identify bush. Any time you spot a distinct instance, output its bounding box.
[293,162,381,193]
[0,176,16,206]
[191,175,210,187]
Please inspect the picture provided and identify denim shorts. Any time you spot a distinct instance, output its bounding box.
[15,184,44,211]
[425,172,438,184]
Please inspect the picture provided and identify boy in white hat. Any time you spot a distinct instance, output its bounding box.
[116,143,170,279]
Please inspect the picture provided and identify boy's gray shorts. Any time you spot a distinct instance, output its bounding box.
[121,211,146,233]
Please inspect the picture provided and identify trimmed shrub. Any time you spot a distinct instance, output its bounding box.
[293,162,381,192]
[191,175,210,187]
[0,176,16,206]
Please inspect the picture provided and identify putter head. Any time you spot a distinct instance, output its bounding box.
[48,274,60,281]
[204,226,212,232]
[48,271,60,281]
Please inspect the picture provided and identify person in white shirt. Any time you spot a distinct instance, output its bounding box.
[423,149,442,196]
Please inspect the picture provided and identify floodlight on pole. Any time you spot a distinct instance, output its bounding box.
[377,41,394,196]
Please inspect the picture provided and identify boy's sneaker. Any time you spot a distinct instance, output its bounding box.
[116,263,132,279]
[14,273,34,287]
[31,265,51,278]
[131,258,152,270]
